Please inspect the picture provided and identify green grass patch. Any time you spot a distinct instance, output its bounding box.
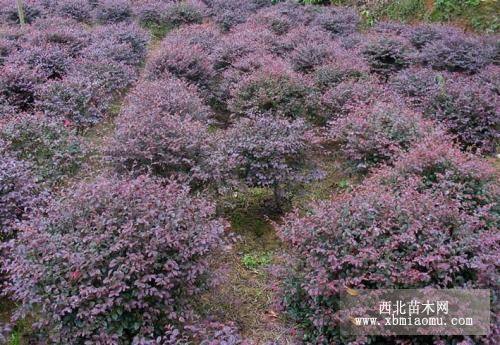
[242,252,273,270]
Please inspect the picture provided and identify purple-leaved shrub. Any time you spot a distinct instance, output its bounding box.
[83,23,149,67]
[406,24,453,49]
[0,0,43,24]
[313,58,369,91]
[311,6,359,36]
[419,32,493,73]
[106,98,211,180]
[0,114,88,184]
[54,0,93,22]
[278,137,499,344]
[423,76,499,154]
[36,75,105,126]
[328,102,437,171]
[390,67,444,107]
[205,0,262,31]
[146,35,215,90]
[211,114,319,208]
[163,0,207,28]
[289,40,331,73]
[2,175,227,343]
[228,61,321,122]
[121,78,212,123]
[363,36,412,77]
[93,0,132,24]
[0,140,39,241]
[319,78,382,120]
[7,42,71,80]
[0,63,43,114]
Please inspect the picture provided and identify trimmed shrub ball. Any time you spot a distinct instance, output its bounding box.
[0,0,43,24]
[0,114,88,185]
[423,76,499,154]
[311,6,360,36]
[228,61,320,122]
[389,67,444,107]
[54,0,93,23]
[121,78,212,123]
[328,102,438,171]
[93,0,132,24]
[36,75,105,127]
[3,175,227,343]
[0,63,44,113]
[146,35,215,90]
[83,23,149,67]
[106,96,211,180]
[419,32,494,73]
[363,37,412,77]
[210,114,320,208]
[163,0,207,28]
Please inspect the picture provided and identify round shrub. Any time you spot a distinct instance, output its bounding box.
[247,6,292,35]
[289,41,330,73]
[363,37,412,77]
[27,20,91,57]
[372,21,407,36]
[3,175,226,343]
[213,114,318,208]
[170,23,223,53]
[134,0,169,28]
[146,36,215,89]
[0,37,14,66]
[36,75,104,127]
[419,32,493,73]
[319,78,382,120]
[106,103,211,180]
[273,25,327,57]
[311,6,359,36]
[71,57,137,97]
[313,58,368,91]
[206,0,260,31]
[211,23,270,71]
[278,138,499,344]
[123,78,212,123]
[0,141,39,241]
[163,0,206,28]
[7,42,71,80]
[406,24,452,50]
[228,62,320,121]
[389,67,444,107]
[477,65,500,95]
[84,23,149,67]
[0,63,43,113]
[0,114,88,184]
[328,102,437,171]
[94,0,132,24]
[424,77,499,154]
[55,0,93,22]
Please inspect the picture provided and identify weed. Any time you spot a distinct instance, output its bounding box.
[242,253,273,270]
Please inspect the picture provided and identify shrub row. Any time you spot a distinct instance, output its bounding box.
[0,19,148,126]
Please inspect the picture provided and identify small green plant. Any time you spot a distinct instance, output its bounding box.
[337,179,350,190]
[9,332,21,345]
[141,21,171,40]
[241,253,272,270]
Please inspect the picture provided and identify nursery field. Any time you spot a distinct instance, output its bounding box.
[0,0,498,344]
